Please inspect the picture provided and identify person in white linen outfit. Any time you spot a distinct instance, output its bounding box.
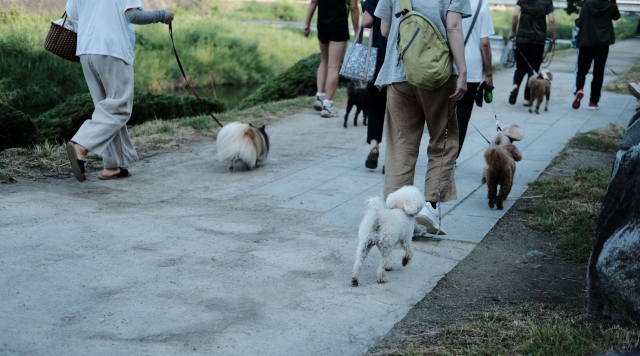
[65,0,174,182]
[457,0,495,157]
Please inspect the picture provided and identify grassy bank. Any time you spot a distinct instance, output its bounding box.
[0,3,317,111]
[605,57,640,95]
[527,124,625,262]
[376,301,640,356]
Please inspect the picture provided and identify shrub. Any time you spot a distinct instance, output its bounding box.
[0,103,40,150]
[236,53,321,110]
[34,93,226,143]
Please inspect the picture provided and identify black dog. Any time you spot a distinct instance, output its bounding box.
[344,81,369,128]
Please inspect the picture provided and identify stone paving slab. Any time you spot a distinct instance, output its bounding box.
[1,38,639,355]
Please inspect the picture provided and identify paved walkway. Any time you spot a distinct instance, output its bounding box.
[1,38,639,356]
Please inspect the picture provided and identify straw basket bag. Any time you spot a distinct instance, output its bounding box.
[44,12,80,63]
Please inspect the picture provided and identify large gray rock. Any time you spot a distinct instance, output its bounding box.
[588,143,640,324]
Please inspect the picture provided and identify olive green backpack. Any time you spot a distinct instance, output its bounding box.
[396,0,452,91]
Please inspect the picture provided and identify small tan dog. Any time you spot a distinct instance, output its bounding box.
[482,124,523,210]
[527,70,553,114]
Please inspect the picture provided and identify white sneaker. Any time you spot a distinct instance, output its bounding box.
[313,96,323,111]
[416,204,446,235]
[321,104,339,118]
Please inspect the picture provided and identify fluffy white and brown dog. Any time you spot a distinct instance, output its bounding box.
[351,186,425,286]
[216,122,269,172]
[527,69,553,114]
[481,124,523,210]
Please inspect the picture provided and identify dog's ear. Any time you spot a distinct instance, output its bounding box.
[503,124,524,142]
[506,145,523,162]
[547,72,553,81]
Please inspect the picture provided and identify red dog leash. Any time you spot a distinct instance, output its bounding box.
[169,23,224,128]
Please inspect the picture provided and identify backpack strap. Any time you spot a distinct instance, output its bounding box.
[464,0,483,46]
[396,0,412,18]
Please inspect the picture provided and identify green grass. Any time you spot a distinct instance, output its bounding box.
[605,56,640,94]
[178,116,213,132]
[33,140,60,159]
[378,301,640,355]
[528,166,610,261]
[567,124,626,152]
[226,1,309,22]
[0,5,318,111]
[526,125,624,262]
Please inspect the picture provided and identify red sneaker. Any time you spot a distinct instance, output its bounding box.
[588,101,599,110]
[572,90,584,109]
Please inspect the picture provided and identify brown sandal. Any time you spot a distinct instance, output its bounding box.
[365,146,379,169]
[98,167,131,180]
[65,142,86,183]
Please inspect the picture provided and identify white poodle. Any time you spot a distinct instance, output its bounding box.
[351,186,425,286]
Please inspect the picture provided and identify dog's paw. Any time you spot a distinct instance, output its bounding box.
[377,277,387,284]
[352,278,359,287]
[402,256,411,266]
[385,266,393,271]
[497,203,504,210]
[488,202,494,209]
[545,108,548,111]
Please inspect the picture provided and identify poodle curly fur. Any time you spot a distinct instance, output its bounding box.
[351,186,425,286]
[481,124,523,210]
[527,70,553,114]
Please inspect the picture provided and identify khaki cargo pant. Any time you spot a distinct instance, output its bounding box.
[383,78,458,203]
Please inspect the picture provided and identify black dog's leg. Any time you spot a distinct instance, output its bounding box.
[344,99,353,128]
[363,107,368,126]
[354,107,361,127]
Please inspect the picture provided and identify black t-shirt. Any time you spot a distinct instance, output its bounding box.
[516,0,554,44]
[318,0,349,33]
[362,0,388,75]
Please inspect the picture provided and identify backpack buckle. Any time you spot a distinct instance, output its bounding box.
[394,9,409,18]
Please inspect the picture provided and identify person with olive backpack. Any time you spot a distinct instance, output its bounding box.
[374,0,470,235]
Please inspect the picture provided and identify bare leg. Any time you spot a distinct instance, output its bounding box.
[370,139,378,151]
[317,41,329,94]
[325,41,346,101]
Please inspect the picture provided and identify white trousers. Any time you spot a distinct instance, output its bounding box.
[72,54,139,169]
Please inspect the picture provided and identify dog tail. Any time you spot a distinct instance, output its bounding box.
[485,146,509,173]
[366,196,386,214]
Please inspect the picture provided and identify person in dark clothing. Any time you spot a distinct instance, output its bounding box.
[362,0,388,170]
[508,0,558,107]
[572,0,620,110]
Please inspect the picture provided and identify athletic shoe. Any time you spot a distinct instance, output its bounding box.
[321,104,339,118]
[508,85,519,105]
[313,96,323,111]
[415,204,446,235]
[572,89,584,109]
[588,101,599,110]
